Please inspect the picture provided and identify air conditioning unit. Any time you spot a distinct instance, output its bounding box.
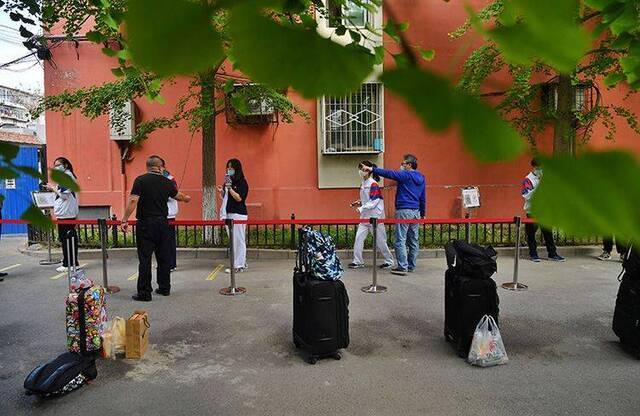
[246,96,275,116]
[225,84,278,125]
[109,101,137,141]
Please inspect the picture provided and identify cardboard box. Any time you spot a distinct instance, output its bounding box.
[125,310,149,359]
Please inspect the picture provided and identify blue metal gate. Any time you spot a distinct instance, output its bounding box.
[1,145,41,234]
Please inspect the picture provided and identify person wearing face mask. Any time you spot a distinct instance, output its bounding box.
[159,158,179,271]
[120,155,191,301]
[45,157,80,273]
[218,158,249,274]
[360,154,426,276]
[348,161,395,270]
[522,158,565,262]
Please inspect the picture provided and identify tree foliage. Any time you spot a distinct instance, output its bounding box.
[1,0,640,244]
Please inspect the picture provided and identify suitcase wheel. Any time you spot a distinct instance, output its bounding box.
[332,352,342,361]
[307,356,318,365]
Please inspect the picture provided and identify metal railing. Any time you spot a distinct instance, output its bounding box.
[26,215,601,250]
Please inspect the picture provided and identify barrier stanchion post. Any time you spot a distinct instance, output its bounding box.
[501,216,528,291]
[98,218,120,294]
[40,213,61,265]
[290,213,296,250]
[464,212,471,243]
[362,217,387,294]
[220,218,246,296]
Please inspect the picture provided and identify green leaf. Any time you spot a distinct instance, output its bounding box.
[392,53,410,68]
[583,0,618,9]
[530,151,640,244]
[419,48,435,61]
[0,142,20,161]
[21,205,53,230]
[381,68,456,131]
[374,45,384,65]
[14,165,42,178]
[126,0,225,76]
[86,30,106,43]
[0,166,17,180]
[228,5,375,98]
[488,0,590,73]
[50,169,80,192]
[223,79,235,94]
[381,68,525,161]
[230,94,249,115]
[611,32,633,50]
[349,29,361,43]
[457,95,526,162]
[111,67,124,77]
[610,1,638,35]
[604,72,626,87]
[335,25,347,36]
[116,49,131,61]
[383,21,401,42]
[101,47,118,57]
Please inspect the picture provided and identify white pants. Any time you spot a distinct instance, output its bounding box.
[353,223,394,265]
[225,213,247,269]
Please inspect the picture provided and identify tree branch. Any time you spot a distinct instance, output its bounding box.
[382,1,417,67]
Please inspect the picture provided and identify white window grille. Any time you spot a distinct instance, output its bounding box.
[327,0,371,28]
[321,82,384,154]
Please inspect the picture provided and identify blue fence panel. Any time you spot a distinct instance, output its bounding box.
[0,145,40,234]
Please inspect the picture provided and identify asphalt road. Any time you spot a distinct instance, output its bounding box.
[0,235,638,415]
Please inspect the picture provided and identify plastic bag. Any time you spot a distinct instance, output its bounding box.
[101,317,126,358]
[467,315,508,367]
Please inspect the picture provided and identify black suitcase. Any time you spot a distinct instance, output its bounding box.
[292,230,349,364]
[444,268,499,358]
[613,247,640,357]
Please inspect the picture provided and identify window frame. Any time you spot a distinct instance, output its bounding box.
[320,82,385,155]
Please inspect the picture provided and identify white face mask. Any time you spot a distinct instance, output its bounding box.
[54,165,65,172]
[400,164,406,171]
[358,170,367,179]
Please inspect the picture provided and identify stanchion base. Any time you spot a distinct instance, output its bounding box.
[501,282,528,291]
[219,286,247,296]
[39,259,62,265]
[107,286,121,294]
[361,284,387,294]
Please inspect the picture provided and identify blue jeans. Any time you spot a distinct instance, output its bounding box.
[395,209,420,271]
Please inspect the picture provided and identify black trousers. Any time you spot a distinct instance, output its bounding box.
[136,217,172,296]
[603,236,628,254]
[58,224,79,267]
[168,223,177,269]
[525,217,558,258]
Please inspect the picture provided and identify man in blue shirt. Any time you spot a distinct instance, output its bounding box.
[362,154,426,275]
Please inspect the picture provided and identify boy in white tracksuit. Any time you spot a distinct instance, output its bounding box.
[349,163,395,269]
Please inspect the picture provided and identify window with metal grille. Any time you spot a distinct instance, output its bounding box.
[321,82,384,154]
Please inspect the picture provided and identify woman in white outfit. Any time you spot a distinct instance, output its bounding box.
[349,161,394,269]
[219,158,249,274]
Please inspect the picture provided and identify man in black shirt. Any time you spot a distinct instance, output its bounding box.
[121,156,191,301]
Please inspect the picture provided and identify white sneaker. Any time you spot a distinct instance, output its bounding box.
[224,267,245,274]
[56,266,68,273]
[597,251,611,261]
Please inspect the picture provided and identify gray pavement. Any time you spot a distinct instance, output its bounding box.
[0,235,638,415]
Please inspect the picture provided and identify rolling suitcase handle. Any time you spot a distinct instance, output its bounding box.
[66,229,77,292]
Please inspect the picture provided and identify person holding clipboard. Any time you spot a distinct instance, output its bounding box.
[44,157,80,273]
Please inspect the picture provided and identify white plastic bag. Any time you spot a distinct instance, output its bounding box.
[467,315,508,367]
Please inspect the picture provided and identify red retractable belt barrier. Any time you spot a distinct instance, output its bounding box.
[1,217,525,226]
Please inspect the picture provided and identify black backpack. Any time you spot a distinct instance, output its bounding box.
[620,245,640,282]
[445,239,498,279]
[24,352,97,398]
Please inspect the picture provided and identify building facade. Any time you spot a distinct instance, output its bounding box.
[42,1,640,221]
